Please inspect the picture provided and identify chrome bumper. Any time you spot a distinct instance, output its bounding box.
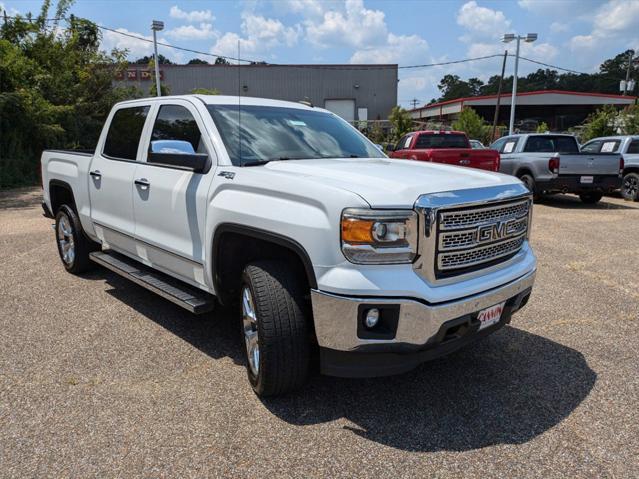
[311,268,536,352]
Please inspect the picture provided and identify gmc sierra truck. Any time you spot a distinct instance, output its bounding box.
[389,130,500,171]
[41,95,536,396]
[580,135,639,201]
[490,133,624,203]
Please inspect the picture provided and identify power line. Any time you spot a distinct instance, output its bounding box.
[519,56,589,75]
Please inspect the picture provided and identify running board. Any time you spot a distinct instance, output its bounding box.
[89,251,215,314]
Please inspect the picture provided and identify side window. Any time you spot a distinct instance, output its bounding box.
[502,138,518,153]
[490,137,506,152]
[103,106,150,160]
[580,140,601,153]
[403,134,414,149]
[600,140,620,153]
[628,140,639,154]
[395,134,412,151]
[150,105,204,153]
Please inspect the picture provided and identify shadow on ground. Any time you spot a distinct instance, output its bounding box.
[86,268,596,453]
[539,194,637,210]
[0,187,42,209]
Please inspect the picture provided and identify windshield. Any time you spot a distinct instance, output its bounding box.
[207,105,385,165]
[523,135,579,153]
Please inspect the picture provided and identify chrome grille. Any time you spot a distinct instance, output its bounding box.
[435,199,530,276]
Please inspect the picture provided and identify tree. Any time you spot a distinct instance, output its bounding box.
[620,105,639,135]
[452,107,491,144]
[215,57,230,65]
[580,105,619,142]
[188,58,208,65]
[437,75,473,101]
[536,121,549,133]
[133,54,173,64]
[388,106,413,141]
[0,0,141,188]
[191,88,220,95]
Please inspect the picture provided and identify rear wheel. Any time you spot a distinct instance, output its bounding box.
[55,205,98,274]
[621,172,639,201]
[579,192,603,204]
[240,260,310,397]
[518,173,539,201]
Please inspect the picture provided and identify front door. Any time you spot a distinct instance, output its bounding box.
[132,101,215,289]
[89,105,151,254]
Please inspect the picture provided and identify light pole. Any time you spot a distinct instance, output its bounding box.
[501,33,537,135]
[151,20,164,97]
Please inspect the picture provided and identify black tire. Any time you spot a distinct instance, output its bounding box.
[579,192,603,204]
[240,260,310,397]
[621,172,639,201]
[518,173,539,201]
[55,205,98,274]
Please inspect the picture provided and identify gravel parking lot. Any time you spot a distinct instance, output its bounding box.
[1,187,638,478]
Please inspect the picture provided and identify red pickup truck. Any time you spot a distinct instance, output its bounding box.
[389,130,500,172]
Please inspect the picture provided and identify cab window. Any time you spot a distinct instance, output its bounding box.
[150,105,205,153]
[103,106,150,160]
[581,140,602,153]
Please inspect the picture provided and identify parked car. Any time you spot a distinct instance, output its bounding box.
[388,130,500,171]
[469,139,486,149]
[490,133,624,204]
[580,135,639,201]
[41,95,536,396]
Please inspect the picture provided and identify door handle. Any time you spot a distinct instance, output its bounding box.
[134,178,150,190]
[89,170,101,179]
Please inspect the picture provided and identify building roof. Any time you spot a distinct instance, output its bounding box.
[410,90,637,119]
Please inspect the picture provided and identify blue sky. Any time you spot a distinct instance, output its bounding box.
[3,0,638,106]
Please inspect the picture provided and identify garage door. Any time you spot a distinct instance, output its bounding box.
[324,99,355,122]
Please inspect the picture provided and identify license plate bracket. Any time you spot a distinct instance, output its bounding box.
[477,302,506,330]
[580,175,594,184]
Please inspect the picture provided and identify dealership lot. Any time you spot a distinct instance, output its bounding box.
[1,187,638,477]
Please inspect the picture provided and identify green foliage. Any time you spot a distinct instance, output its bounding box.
[580,105,619,142]
[452,107,492,144]
[367,121,386,144]
[0,1,142,188]
[215,57,230,65]
[536,122,549,133]
[620,105,639,135]
[388,106,413,140]
[191,88,220,95]
[188,58,208,65]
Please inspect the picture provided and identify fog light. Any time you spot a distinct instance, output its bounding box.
[364,308,380,328]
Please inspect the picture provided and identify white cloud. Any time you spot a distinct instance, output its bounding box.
[165,23,217,40]
[210,13,299,58]
[101,28,155,58]
[457,1,510,39]
[350,33,428,64]
[0,2,19,15]
[569,0,639,51]
[169,5,214,23]
[280,0,325,18]
[550,22,569,33]
[305,0,388,49]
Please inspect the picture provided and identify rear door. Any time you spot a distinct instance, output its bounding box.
[493,136,519,175]
[132,99,216,289]
[89,104,151,254]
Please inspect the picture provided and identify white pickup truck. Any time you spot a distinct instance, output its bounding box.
[41,95,536,396]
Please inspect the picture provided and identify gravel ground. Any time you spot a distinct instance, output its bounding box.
[1,187,638,478]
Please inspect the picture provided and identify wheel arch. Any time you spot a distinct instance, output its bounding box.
[515,167,534,179]
[212,223,318,305]
[622,166,639,176]
[49,179,77,215]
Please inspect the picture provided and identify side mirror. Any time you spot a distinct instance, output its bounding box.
[148,140,210,173]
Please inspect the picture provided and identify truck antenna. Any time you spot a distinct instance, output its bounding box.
[238,40,242,165]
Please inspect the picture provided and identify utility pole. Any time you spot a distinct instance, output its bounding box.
[492,50,508,141]
[410,98,419,110]
[623,50,635,95]
[151,20,164,97]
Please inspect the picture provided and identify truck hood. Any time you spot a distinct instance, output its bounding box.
[263,158,520,207]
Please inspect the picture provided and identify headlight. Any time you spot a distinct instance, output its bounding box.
[341,208,418,264]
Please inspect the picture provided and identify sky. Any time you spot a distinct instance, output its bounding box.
[3,0,639,107]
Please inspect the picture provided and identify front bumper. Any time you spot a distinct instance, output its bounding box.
[537,174,621,194]
[311,268,535,377]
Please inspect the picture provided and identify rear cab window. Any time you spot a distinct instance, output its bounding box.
[628,140,639,154]
[414,133,469,149]
[103,106,150,160]
[523,135,578,153]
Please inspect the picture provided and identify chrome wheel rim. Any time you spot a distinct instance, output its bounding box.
[623,176,638,197]
[57,214,75,265]
[242,286,260,376]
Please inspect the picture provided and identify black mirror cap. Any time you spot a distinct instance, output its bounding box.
[148,152,210,173]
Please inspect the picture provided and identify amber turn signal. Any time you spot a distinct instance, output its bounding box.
[341,218,375,244]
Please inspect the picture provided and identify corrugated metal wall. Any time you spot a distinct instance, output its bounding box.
[118,64,398,120]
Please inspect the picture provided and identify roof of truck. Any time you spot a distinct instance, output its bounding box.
[116,94,321,112]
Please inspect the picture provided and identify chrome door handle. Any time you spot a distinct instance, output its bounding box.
[134,178,150,190]
[89,170,101,179]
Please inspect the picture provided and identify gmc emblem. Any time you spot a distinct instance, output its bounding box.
[477,219,520,243]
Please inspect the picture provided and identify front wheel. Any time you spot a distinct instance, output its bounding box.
[579,192,603,204]
[240,260,310,397]
[621,172,639,201]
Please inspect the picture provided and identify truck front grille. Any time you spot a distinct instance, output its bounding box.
[435,199,530,278]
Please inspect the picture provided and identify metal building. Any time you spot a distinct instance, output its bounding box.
[117,63,398,121]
